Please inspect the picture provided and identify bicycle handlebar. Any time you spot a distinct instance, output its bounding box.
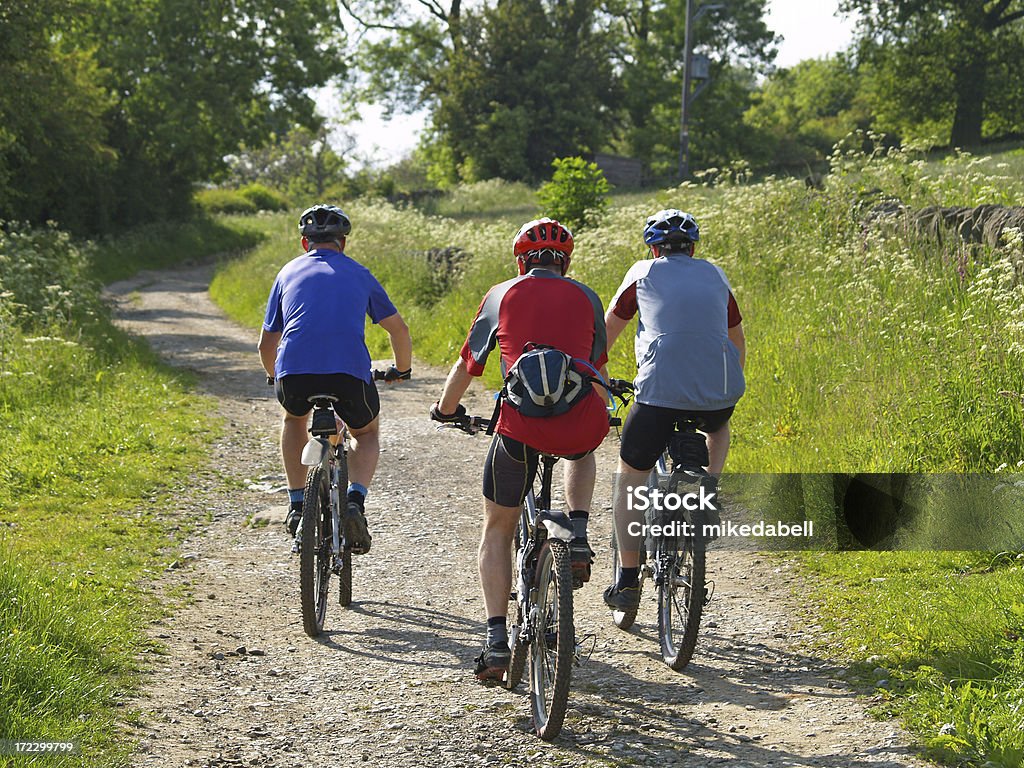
[436,415,491,436]
[607,377,635,396]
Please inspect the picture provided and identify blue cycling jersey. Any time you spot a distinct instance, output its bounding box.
[262,249,397,381]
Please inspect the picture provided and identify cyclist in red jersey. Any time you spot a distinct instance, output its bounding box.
[431,218,610,680]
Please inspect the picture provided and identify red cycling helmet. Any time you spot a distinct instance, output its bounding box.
[513,218,574,275]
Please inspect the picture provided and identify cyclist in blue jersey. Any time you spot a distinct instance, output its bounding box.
[259,204,412,553]
[602,209,746,611]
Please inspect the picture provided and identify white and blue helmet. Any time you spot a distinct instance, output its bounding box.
[643,209,700,247]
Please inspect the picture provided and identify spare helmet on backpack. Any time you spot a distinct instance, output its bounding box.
[497,343,592,423]
[643,209,699,250]
[298,204,352,242]
[513,218,574,275]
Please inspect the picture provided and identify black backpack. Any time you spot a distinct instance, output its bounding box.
[488,343,596,433]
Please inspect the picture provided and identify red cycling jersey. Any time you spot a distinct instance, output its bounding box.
[460,269,610,456]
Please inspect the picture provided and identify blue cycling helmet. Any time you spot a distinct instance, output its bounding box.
[643,209,699,248]
[298,204,351,240]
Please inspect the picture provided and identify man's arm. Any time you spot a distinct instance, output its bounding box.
[729,322,746,369]
[438,357,474,415]
[378,312,412,374]
[604,310,630,352]
[258,329,281,378]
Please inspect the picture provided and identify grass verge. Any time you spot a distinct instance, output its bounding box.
[0,215,254,765]
[800,551,1024,767]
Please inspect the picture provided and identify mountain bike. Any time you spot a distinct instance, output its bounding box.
[440,415,577,741]
[294,370,389,638]
[607,379,714,672]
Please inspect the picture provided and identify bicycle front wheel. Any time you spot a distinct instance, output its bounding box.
[657,527,706,671]
[299,464,332,637]
[529,540,574,740]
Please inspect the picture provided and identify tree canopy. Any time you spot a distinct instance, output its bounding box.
[840,0,1024,146]
[0,0,347,233]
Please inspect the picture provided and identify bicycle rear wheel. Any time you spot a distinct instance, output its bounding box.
[529,540,574,740]
[657,526,706,671]
[299,464,332,637]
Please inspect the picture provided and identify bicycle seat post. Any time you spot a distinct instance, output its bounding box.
[538,455,558,513]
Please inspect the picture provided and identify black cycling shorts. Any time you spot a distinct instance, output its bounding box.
[619,402,734,471]
[275,373,380,430]
[482,433,590,508]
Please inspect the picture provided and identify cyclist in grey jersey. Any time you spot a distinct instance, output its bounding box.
[602,209,746,611]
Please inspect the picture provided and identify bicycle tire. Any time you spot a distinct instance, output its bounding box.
[657,523,706,671]
[609,530,642,631]
[299,464,331,637]
[506,599,526,690]
[338,548,352,607]
[335,442,351,607]
[529,540,574,740]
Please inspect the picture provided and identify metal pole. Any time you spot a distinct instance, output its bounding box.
[679,0,694,181]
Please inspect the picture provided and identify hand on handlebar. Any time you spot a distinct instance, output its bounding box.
[429,402,466,423]
[608,377,635,395]
[373,365,412,384]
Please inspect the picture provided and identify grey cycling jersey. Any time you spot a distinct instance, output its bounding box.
[609,255,745,410]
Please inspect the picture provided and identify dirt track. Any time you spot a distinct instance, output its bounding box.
[106,264,928,767]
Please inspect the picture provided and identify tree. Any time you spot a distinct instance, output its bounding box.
[442,1,619,182]
[1,0,349,233]
[608,0,779,177]
[0,1,115,232]
[344,0,619,184]
[841,0,1024,147]
[82,0,349,224]
[226,126,351,200]
[745,55,871,166]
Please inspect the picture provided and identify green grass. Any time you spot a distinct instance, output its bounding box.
[89,216,265,285]
[211,147,1024,472]
[800,551,1024,767]
[0,216,249,764]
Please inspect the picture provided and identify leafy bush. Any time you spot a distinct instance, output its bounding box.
[0,221,101,330]
[195,188,257,215]
[238,183,290,212]
[537,156,610,231]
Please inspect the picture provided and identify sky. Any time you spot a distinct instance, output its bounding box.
[331,0,860,167]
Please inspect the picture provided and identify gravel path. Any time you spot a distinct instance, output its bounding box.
[106,264,929,768]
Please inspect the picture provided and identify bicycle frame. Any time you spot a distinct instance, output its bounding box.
[513,455,574,646]
[298,400,349,571]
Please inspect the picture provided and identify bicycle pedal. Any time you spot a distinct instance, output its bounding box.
[704,579,716,606]
[574,633,597,665]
